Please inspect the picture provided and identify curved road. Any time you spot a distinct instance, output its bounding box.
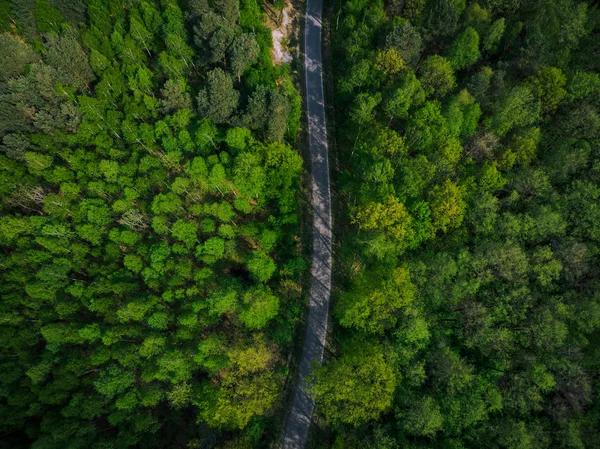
[282,0,332,447]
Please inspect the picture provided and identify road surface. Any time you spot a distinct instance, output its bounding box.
[281,0,332,447]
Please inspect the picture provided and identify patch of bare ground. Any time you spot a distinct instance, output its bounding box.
[264,0,298,65]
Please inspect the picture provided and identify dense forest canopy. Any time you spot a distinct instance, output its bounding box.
[310,0,600,447]
[2,0,600,448]
[0,0,303,448]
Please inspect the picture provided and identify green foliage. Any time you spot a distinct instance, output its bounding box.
[486,85,540,136]
[197,68,240,124]
[43,27,95,89]
[424,0,466,39]
[484,18,505,52]
[196,338,280,429]
[448,27,480,70]
[247,250,276,283]
[335,267,415,333]
[384,71,425,120]
[325,0,600,447]
[352,196,416,257]
[526,66,567,114]
[94,365,135,398]
[0,1,303,447]
[0,33,39,81]
[429,179,466,233]
[419,55,456,97]
[35,0,63,33]
[309,339,396,425]
[385,19,423,68]
[239,286,280,330]
[171,219,198,247]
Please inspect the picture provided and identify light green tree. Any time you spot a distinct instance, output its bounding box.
[309,338,396,425]
[419,55,456,97]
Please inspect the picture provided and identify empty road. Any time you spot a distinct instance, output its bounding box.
[281,0,332,447]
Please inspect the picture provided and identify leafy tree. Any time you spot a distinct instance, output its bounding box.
[448,27,481,70]
[266,89,290,142]
[510,126,541,165]
[467,65,493,106]
[242,84,269,130]
[484,18,505,52]
[567,71,600,101]
[229,33,259,81]
[419,55,456,97]
[247,250,276,283]
[401,396,444,436]
[43,26,95,89]
[375,48,406,76]
[309,339,396,425]
[197,68,240,124]
[350,92,382,126]
[429,180,466,233]
[424,0,466,39]
[335,267,415,333]
[384,71,425,120]
[214,0,240,24]
[463,3,491,35]
[238,286,280,329]
[385,19,423,67]
[197,338,279,429]
[171,219,198,247]
[526,66,567,114]
[0,33,39,81]
[353,196,414,247]
[160,78,192,113]
[486,85,540,136]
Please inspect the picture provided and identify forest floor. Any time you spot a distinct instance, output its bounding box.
[266,0,297,64]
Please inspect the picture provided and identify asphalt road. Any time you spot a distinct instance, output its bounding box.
[281,0,332,447]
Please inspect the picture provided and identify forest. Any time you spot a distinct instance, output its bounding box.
[0,0,303,448]
[1,0,600,448]
[309,0,600,447]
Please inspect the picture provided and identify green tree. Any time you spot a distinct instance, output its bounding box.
[486,86,540,136]
[0,33,39,81]
[448,27,480,70]
[43,27,95,89]
[350,92,382,126]
[238,286,280,329]
[247,250,276,283]
[335,267,416,333]
[526,66,567,114]
[266,89,290,142]
[353,196,414,246]
[419,55,456,97]
[385,19,423,67]
[484,18,505,52]
[309,339,396,425]
[429,180,466,233]
[197,338,279,429]
[375,48,406,76]
[401,396,444,437]
[384,71,425,121]
[197,68,240,124]
[171,219,198,247]
[160,78,192,113]
[424,0,466,39]
[229,33,259,81]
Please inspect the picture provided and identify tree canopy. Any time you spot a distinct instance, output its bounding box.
[322,0,600,447]
[0,1,303,448]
